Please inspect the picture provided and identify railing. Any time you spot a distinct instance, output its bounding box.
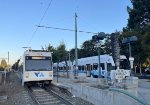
[0,71,6,85]
[109,88,150,105]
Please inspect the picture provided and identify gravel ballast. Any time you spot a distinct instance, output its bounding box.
[0,71,94,105]
[0,71,36,105]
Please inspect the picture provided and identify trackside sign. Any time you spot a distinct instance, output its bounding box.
[115,69,124,80]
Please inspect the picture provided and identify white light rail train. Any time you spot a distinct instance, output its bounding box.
[19,50,53,86]
[53,54,130,79]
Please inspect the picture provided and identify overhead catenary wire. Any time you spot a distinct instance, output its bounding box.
[37,25,97,34]
[27,0,53,47]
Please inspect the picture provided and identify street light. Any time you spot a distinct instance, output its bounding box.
[122,36,138,75]
[122,36,137,57]
[92,32,106,78]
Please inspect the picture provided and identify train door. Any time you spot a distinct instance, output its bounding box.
[107,63,115,80]
[86,64,91,77]
[78,65,82,73]
[91,63,98,78]
[93,63,98,70]
[100,63,105,77]
[81,65,84,71]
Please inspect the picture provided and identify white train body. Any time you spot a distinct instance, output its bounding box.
[54,54,131,79]
[54,54,115,77]
[21,50,53,86]
[76,55,115,77]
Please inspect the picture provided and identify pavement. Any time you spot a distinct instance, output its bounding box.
[136,74,150,79]
[138,79,150,104]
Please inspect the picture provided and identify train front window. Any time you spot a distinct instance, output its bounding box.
[120,59,130,69]
[107,63,115,71]
[25,56,52,71]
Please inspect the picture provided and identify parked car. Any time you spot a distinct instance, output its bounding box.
[145,67,150,74]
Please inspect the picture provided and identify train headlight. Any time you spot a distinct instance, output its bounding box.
[25,73,29,78]
[49,72,52,77]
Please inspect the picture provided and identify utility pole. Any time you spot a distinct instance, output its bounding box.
[8,51,9,64]
[74,13,78,78]
[98,43,101,78]
[128,42,131,57]
[68,51,71,77]
[92,32,105,78]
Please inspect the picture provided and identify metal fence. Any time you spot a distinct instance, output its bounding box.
[0,71,6,85]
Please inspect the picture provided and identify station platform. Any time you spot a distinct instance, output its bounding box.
[52,72,150,105]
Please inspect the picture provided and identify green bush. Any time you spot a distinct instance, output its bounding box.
[0,67,4,71]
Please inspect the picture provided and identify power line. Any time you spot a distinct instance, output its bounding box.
[27,0,53,47]
[39,0,53,25]
[37,25,97,34]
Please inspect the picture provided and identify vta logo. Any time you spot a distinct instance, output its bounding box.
[34,72,44,77]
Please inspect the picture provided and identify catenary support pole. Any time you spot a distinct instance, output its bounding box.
[74,13,78,79]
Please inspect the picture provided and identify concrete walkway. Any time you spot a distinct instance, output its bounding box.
[138,79,150,104]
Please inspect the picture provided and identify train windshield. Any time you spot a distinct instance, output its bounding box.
[25,56,52,71]
[120,59,130,70]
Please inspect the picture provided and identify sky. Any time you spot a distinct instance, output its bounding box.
[0,0,132,65]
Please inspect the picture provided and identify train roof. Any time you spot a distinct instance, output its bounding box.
[53,55,128,67]
[76,55,115,66]
[53,61,71,66]
[24,49,51,52]
[24,50,52,56]
[54,54,115,66]
[120,55,127,59]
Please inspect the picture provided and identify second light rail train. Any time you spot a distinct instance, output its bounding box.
[53,54,130,79]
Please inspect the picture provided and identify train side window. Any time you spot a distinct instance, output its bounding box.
[107,63,113,71]
[86,64,91,71]
[82,65,84,70]
[93,63,98,70]
[100,63,105,70]
[64,66,66,70]
[78,65,81,71]
[91,65,93,71]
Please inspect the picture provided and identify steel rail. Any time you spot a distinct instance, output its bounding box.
[44,86,74,105]
[25,85,74,105]
[24,85,41,105]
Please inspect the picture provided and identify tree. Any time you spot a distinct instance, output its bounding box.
[12,59,20,70]
[46,43,55,52]
[69,48,75,63]
[111,32,121,68]
[56,42,69,76]
[43,43,58,63]
[0,59,7,69]
[0,67,4,71]
[56,42,67,62]
[52,49,59,63]
[80,40,97,58]
[121,0,150,72]
[103,35,112,54]
[127,0,150,30]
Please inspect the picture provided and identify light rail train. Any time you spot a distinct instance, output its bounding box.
[19,50,53,86]
[53,54,130,79]
[53,54,115,76]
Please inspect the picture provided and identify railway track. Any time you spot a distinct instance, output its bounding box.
[26,86,74,105]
